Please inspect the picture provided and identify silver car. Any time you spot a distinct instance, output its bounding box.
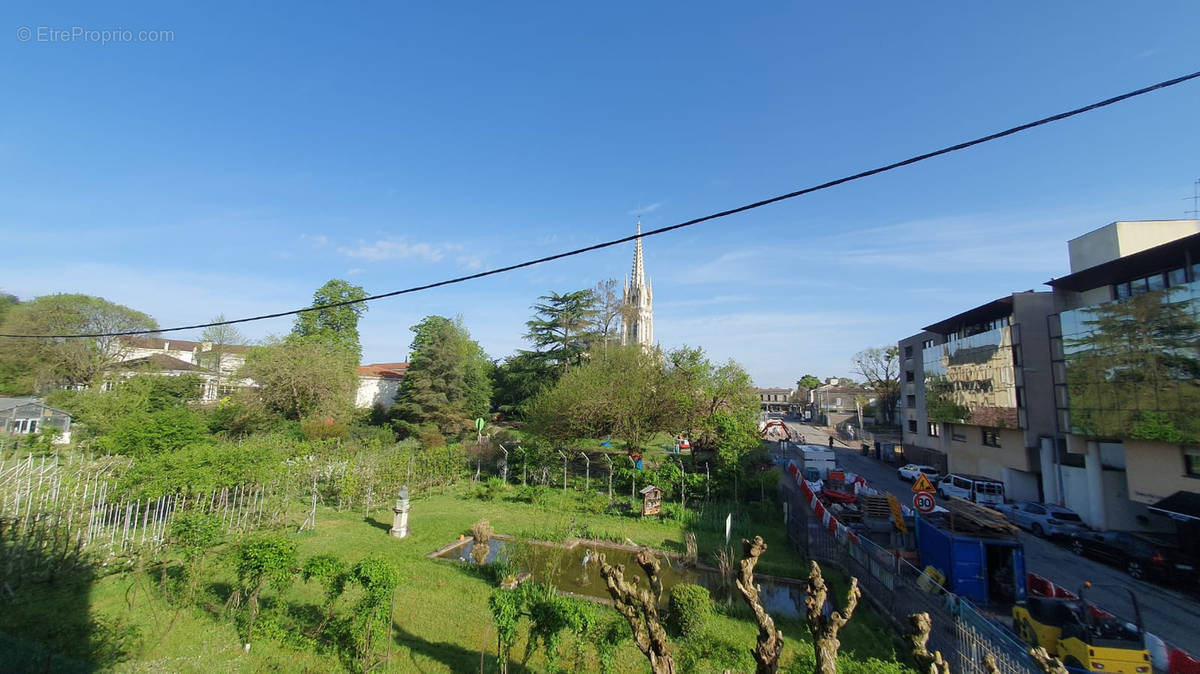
[1000,502,1088,538]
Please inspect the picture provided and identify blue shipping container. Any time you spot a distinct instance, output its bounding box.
[915,514,1025,606]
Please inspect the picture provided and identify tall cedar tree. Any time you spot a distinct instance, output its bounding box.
[291,279,369,363]
[0,293,158,393]
[391,316,492,435]
[524,289,598,375]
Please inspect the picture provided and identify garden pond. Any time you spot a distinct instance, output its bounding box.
[433,536,810,619]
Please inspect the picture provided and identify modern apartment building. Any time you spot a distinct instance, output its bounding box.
[1045,220,1200,533]
[900,219,1200,534]
[899,292,1057,503]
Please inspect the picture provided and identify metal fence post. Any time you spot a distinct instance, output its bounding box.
[603,454,613,499]
[558,450,568,492]
[580,452,590,493]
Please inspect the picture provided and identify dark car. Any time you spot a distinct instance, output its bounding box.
[1068,530,1198,584]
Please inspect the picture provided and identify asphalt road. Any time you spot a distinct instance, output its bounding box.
[779,419,1200,649]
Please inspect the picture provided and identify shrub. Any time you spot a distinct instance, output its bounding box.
[579,492,609,515]
[667,583,712,638]
[99,406,210,457]
[676,624,752,673]
[300,417,349,440]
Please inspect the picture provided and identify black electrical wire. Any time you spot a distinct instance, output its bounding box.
[4,68,1199,340]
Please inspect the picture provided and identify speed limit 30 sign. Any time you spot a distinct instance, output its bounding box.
[912,492,936,514]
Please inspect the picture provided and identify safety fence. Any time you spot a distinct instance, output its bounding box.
[780,474,1041,674]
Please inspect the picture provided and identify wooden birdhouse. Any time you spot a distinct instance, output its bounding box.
[640,485,663,517]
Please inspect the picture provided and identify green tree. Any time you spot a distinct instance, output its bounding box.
[797,374,821,390]
[491,351,556,417]
[590,279,624,348]
[852,347,900,425]
[391,316,492,436]
[291,279,369,363]
[664,346,759,453]
[0,292,17,325]
[239,338,358,421]
[0,293,158,392]
[524,290,598,375]
[526,344,671,451]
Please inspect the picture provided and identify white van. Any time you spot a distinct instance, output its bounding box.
[937,473,1005,506]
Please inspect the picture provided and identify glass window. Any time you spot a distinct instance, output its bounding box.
[1029,505,1045,515]
[1192,262,1200,283]
[928,422,941,437]
[982,428,1001,447]
[1130,277,1149,295]
[906,394,915,408]
[1186,448,1200,478]
[1168,268,1187,287]
[1148,273,1166,291]
[1115,282,1131,299]
[908,419,917,433]
[906,370,914,382]
[905,346,913,358]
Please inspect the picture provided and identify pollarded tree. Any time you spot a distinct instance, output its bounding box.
[525,289,598,375]
[291,279,369,363]
[0,293,158,392]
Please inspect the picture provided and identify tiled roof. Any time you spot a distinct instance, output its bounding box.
[358,363,409,380]
[120,336,251,354]
[119,354,202,372]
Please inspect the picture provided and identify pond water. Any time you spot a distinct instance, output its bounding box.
[437,538,809,619]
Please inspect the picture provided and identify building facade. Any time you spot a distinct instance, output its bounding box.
[899,292,1057,503]
[758,387,794,414]
[1046,220,1200,533]
[355,362,408,409]
[899,219,1200,535]
[621,221,654,349]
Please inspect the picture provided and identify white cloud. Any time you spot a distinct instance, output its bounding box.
[627,202,663,216]
[300,233,328,248]
[346,268,366,276]
[338,238,445,263]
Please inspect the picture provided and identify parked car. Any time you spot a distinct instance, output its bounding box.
[998,502,1088,538]
[1068,530,1198,584]
[897,464,940,483]
[937,473,1005,506]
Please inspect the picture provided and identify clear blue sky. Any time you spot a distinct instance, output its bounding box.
[3,2,1198,386]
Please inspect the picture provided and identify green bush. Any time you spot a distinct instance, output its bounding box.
[667,583,712,638]
[676,623,752,673]
[579,492,609,515]
[98,406,211,457]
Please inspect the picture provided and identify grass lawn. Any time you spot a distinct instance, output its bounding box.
[1,484,912,673]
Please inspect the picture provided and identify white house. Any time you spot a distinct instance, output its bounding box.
[114,337,254,402]
[355,362,408,409]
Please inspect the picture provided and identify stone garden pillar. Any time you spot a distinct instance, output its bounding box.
[390,486,410,538]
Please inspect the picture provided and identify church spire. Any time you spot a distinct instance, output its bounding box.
[621,219,654,349]
[631,219,645,287]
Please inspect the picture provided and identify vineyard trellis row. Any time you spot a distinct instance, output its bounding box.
[0,451,272,594]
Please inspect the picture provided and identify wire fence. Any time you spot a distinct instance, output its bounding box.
[0,451,273,594]
[779,475,1040,674]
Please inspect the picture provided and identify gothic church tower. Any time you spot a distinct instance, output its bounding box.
[621,220,654,348]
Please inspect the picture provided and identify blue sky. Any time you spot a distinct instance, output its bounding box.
[3,2,1198,386]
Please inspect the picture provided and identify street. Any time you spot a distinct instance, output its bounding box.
[779,419,1200,649]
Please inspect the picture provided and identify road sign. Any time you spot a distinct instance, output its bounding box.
[911,473,936,493]
[913,492,936,514]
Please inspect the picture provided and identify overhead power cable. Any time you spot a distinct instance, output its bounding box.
[4,68,1199,340]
